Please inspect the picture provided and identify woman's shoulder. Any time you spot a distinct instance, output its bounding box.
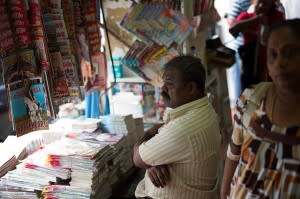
[237,82,272,111]
[269,7,285,22]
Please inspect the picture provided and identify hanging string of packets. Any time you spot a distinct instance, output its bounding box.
[120,2,193,47]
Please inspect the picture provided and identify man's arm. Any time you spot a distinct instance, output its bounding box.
[133,123,171,188]
[133,123,164,168]
[229,14,267,37]
[227,0,248,26]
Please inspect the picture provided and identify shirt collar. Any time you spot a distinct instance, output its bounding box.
[166,96,210,122]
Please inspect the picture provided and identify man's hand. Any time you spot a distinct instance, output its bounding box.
[256,14,268,25]
[147,165,170,188]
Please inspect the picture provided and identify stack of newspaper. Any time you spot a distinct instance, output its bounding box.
[0,130,63,178]
[49,118,101,133]
[39,131,127,198]
[0,116,140,198]
[96,132,126,185]
[0,142,18,178]
[42,185,91,199]
[134,117,145,140]
[100,115,138,174]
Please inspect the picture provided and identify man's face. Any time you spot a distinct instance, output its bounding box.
[160,67,190,108]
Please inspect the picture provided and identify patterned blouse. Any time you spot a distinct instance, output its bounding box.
[228,83,300,199]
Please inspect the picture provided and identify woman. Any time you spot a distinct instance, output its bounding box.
[221,19,300,199]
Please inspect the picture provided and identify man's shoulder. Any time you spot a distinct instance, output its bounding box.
[166,106,218,132]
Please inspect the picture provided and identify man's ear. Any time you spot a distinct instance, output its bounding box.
[187,81,198,94]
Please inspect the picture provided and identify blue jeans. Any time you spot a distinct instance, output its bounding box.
[226,40,242,108]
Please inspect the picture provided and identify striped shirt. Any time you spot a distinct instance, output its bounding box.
[228,83,300,198]
[135,97,221,199]
[228,0,251,20]
[228,0,251,46]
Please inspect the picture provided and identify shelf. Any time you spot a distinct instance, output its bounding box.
[110,74,216,87]
[111,77,146,83]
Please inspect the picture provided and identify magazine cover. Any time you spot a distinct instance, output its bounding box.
[1,49,38,84]
[49,51,70,98]
[120,2,192,47]
[62,58,80,97]
[8,77,49,136]
[91,52,107,91]
[122,41,178,87]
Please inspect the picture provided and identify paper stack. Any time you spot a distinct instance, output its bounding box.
[0,140,18,178]
[0,118,138,198]
[134,117,145,139]
[95,132,126,186]
[49,118,101,133]
[0,174,39,197]
[0,130,63,178]
[42,185,91,199]
[0,160,71,191]
[100,115,138,147]
[39,136,119,198]
[100,115,138,174]
[0,189,38,199]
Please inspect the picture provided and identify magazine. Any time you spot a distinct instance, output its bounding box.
[7,77,49,136]
[91,52,107,91]
[122,41,178,87]
[120,2,192,47]
[49,51,70,98]
[1,49,38,84]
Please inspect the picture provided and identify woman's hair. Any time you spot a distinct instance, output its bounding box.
[255,0,277,14]
[267,19,300,41]
[164,55,206,95]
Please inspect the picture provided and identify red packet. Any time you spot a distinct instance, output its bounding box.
[0,3,14,54]
[9,0,31,46]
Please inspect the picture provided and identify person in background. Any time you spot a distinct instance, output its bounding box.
[226,0,251,119]
[227,0,252,26]
[229,0,285,89]
[221,19,300,199]
[133,55,221,199]
[280,0,300,19]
